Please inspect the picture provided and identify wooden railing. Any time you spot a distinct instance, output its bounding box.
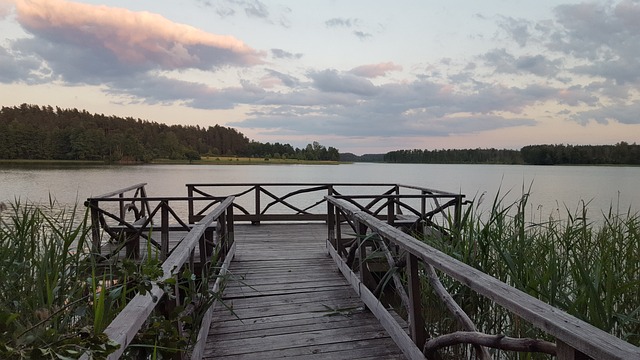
[81,196,235,360]
[326,196,640,360]
[186,183,464,225]
[86,184,225,260]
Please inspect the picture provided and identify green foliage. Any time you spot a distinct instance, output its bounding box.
[520,143,640,165]
[383,143,640,165]
[419,188,640,358]
[0,201,226,359]
[0,201,120,358]
[0,104,341,163]
[384,148,523,164]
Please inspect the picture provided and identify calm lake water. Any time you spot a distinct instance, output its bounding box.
[0,163,638,220]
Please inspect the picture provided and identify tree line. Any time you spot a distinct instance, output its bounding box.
[520,143,640,165]
[384,148,523,164]
[0,104,339,162]
[383,143,640,165]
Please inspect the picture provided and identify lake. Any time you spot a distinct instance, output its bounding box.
[0,163,638,220]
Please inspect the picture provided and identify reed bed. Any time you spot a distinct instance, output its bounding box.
[419,189,639,358]
[0,201,220,359]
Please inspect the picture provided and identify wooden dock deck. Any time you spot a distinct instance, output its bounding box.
[202,224,406,359]
[86,183,640,360]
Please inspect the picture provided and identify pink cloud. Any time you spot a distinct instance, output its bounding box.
[349,62,403,78]
[13,0,264,70]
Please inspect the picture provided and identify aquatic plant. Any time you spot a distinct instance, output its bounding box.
[418,189,640,358]
[0,201,225,359]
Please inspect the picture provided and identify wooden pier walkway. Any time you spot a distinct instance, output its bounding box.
[202,224,406,359]
[85,183,640,360]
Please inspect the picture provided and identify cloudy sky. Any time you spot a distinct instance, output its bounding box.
[1,0,639,154]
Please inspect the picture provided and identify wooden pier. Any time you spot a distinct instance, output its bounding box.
[202,224,405,359]
[83,183,640,360]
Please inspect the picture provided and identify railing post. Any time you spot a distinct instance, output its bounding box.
[89,200,101,254]
[394,185,401,215]
[218,212,227,261]
[253,185,261,225]
[556,340,590,360]
[118,193,125,225]
[161,200,169,260]
[335,209,343,256]
[187,185,195,224]
[327,199,335,249]
[355,220,371,287]
[421,190,427,218]
[139,185,148,219]
[387,198,395,225]
[226,205,234,250]
[407,253,426,350]
[454,195,463,231]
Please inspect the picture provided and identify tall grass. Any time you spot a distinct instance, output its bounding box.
[419,189,639,358]
[0,201,225,359]
[0,200,119,358]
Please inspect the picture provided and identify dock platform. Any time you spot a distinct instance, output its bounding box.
[202,224,406,359]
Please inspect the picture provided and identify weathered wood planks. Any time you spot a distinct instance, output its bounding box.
[202,224,406,359]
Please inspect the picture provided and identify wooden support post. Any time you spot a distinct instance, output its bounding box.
[89,201,101,255]
[139,185,148,219]
[556,340,590,360]
[335,210,343,256]
[118,193,125,224]
[421,190,427,219]
[454,195,463,232]
[407,253,426,350]
[387,199,395,226]
[253,185,261,225]
[227,205,234,249]
[161,201,169,260]
[356,220,371,286]
[327,201,335,248]
[187,185,195,224]
[394,185,401,215]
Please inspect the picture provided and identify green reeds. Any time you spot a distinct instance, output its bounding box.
[0,201,227,359]
[419,189,639,358]
[0,200,118,358]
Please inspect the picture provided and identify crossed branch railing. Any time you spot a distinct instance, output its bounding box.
[326,196,640,360]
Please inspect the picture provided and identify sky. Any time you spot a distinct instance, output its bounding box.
[1,0,639,154]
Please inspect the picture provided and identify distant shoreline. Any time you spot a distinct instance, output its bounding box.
[0,157,344,166]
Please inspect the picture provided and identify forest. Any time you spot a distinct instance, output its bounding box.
[384,148,523,164]
[0,104,339,162]
[520,143,640,165]
[383,143,640,165]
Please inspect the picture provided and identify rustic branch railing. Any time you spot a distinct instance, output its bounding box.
[326,196,640,360]
[86,187,226,260]
[81,196,235,360]
[186,183,464,225]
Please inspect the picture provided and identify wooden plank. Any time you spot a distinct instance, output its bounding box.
[212,316,385,341]
[203,339,404,360]
[210,311,374,336]
[212,298,363,320]
[204,223,407,360]
[207,325,395,356]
